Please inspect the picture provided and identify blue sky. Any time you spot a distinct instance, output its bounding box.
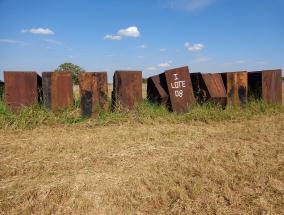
[0,0,283,81]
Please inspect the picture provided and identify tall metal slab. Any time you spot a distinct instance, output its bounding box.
[160,66,195,113]
[112,71,142,110]
[191,73,226,106]
[42,72,73,111]
[4,71,42,111]
[147,75,168,105]
[0,81,4,99]
[222,71,248,105]
[248,69,282,104]
[79,72,108,117]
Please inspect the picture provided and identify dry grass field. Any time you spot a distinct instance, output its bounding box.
[0,83,283,214]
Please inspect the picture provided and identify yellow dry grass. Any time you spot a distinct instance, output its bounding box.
[0,83,283,214]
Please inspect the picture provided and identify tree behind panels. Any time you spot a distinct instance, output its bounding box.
[56,63,84,85]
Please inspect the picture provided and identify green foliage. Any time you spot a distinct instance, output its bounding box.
[0,96,283,129]
[55,63,84,85]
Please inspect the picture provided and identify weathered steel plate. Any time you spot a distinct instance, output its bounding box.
[222,71,248,105]
[112,71,142,110]
[147,75,168,105]
[202,73,227,106]
[79,72,108,117]
[248,69,282,104]
[0,81,4,99]
[4,71,41,111]
[191,73,226,106]
[160,66,195,113]
[42,72,73,111]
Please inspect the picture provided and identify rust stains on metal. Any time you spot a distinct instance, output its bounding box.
[42,72,73,111]
[147,75,168,105]
[191,73,226,106]
[248,69,282,104]
[79,72,108,117]
[160,66,195,113]
[222,71,248,105]
[112,71,142,110]
[4,71,42,111]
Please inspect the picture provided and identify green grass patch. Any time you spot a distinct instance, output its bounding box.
[0,98,283,129]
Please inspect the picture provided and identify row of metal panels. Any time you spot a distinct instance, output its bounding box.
[2,72,74,112]
[147,68,282,113]
[0,68,282,115]
[1,71,143,117]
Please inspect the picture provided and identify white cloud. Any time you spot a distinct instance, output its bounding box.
[104,35,122,40]
[235,60,246,64]
[221,60,246,67]
[0,39,27,45]
[44,39,62,45]
[160,48,166,52]
[138,44,147,49]
[147,66,157,71]
[158,60,172,68]
[161,0,215,11]
[104,26,140,41]
[192,57,211,63]
[0,39,22,44]
[21,28,55,35]
[117,26,140,38]
[255,61,268,65]
[185,42,205,52]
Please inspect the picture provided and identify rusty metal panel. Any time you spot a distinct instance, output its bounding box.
[160,66,195,113]
[147,75,168,105]
[222,71,248,105]
[79,72,108,117]
[0,81,4,99]
[248,69,282,104]
[42,72,73,111]
[202,73,227,106]
[4,71,41,111]
[262,70,282,104]
[112,71,142,110]
[191,73,226,106]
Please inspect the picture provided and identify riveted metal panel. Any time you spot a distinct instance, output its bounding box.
[79,72,108,117]
[160,66,195,113]
[112,71,142,110]
[147,75,168,105]
[4,71,41,111]
[42,72,73,111]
